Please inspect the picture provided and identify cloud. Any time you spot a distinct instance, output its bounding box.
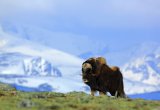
[55,0,160,28]
[0,0,160,29]
[0,0,54,17]
[0,0,160,58]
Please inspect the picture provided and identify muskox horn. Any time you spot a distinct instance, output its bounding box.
[82,63,92,74]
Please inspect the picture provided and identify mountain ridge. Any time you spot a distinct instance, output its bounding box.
[0,24,160,97]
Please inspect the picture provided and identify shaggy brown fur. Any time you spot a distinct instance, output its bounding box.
[94,57,107,76]
[82,57,126,98]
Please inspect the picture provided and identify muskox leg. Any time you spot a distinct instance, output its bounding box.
[91,89,96,96]
[115,91,118,98]
[99,91,106,96]
[117,79,126,98]
[118,91,126,98]
[110,91,116,97]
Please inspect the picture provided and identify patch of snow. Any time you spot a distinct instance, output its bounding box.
[122,53,160,86]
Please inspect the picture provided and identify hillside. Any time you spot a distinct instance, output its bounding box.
[0,83,160,110]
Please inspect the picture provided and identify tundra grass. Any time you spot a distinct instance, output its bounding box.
[0,83,160,110]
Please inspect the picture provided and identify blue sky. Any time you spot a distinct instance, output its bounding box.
[0,0,160,52]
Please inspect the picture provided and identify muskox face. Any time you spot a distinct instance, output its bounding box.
[82,63,92,83]
[82,57,106,83]
[82,63,92,74]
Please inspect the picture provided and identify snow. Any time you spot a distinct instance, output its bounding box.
[0,22,104,57]
[0,24,89,94]
[124,78,160,94]
[0,75,86,93]
[122,53,160,87]
[0,24,160,96]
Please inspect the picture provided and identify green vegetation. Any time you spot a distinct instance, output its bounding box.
[0,83,160,110]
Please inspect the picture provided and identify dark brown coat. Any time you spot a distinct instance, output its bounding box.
[82,57,126,98]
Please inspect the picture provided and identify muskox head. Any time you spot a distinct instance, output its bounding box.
[82,58,96,83]
[82,57,107,83]
[82,63,92,74]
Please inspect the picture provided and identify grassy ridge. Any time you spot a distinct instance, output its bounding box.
[0,83,160,110]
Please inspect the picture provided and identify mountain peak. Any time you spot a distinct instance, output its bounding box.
[122,52,160,86]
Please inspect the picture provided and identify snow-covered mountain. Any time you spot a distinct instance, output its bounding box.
[122,52,160,95]
[4,21,159,67]
[0,23,160,97]
[122,53,160,86]
[0,24,84,74]
[0,24,87,93]
[0,53,62,76]
[1,21,106,57]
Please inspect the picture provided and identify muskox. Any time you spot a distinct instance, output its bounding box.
[82,57,126,98]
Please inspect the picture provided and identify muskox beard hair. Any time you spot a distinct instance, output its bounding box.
[84,75,108,92]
